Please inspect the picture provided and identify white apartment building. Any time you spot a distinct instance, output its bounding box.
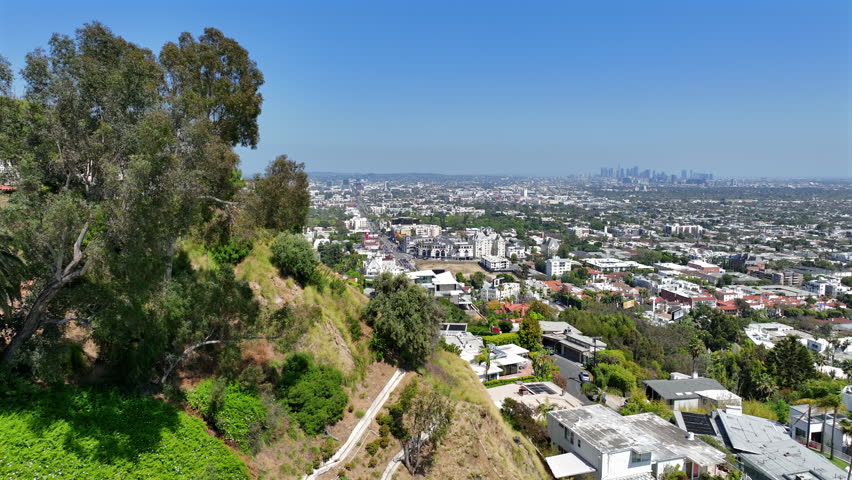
[546,256,575,278]
[480,255,510,272]
[345,216,370,232]
[546,405,725,480]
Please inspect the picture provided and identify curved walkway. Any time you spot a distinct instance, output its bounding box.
[305,368,406,480]
[379,449,404,480]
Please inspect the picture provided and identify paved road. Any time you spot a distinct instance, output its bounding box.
[552,355,592,406]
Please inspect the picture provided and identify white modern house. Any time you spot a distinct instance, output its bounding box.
[546,405,725,480]
[406,270,472,309]
[644,375,742,412]
[480,255,511,272]
[363,254,407,280]
[479,277,521,302]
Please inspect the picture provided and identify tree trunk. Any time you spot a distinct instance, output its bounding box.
[806,404,812,446]
[821,408,828,454]
[164,237,178,282]
[831,408,837,459]
[0,224,89,368]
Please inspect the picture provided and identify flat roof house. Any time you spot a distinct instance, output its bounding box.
[543,325,607,363]
[546,404,725,480]
[644,376,741,411]
[716,409,846,480]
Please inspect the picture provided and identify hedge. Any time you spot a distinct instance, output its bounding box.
[481,332,519,346]
[483,376,537,388]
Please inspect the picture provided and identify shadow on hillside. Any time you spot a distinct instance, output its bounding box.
[1,384,180,463]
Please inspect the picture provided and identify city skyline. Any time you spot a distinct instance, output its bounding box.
[1,0,849,178]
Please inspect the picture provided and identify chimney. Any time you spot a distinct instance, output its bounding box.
[692,371,698,379]
[687,432,695,441]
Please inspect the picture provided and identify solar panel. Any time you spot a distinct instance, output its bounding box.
[681,412,716,436]
[524,383,557,395]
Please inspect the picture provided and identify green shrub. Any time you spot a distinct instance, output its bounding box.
[481,332,519,346]
[188,379,268,453]
[347,315,363,340]
[210,239,253,265]
[468,325,496,336]
[483,376,537,388]
[278,353,349,436]
[366,440,381,456]
[379,424,390,437]
[594,363,637,395]
[270,232,320,286]
[0,384,248,479]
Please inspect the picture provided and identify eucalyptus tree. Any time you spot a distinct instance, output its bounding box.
[0,23,264,372]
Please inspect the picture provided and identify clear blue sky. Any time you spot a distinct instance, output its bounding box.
[1,0,849,178]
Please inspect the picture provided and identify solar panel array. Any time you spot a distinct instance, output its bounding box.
[681,412,716,436]
[524,383,557,395]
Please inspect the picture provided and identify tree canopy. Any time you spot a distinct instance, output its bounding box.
[363,273,442,368]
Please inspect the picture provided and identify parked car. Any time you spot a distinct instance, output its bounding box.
[579,371,591,383]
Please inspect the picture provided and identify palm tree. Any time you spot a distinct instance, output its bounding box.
[817,395,843,456]
[688,336,705,375]
[839,418,852,480]
[793,398,817,446]
[819,394,844,459]
[475,345,493,381]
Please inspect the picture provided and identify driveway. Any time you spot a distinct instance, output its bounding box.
[552,355,593,405]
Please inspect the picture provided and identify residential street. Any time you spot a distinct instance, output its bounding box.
[552,354,592,406]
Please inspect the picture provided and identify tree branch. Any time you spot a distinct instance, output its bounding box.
[42,316,92,326]
[159,335,282,385]
[198,195,240,207]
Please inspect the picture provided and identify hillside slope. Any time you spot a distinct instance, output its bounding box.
[194,241,548,479]
[412,350,551,480]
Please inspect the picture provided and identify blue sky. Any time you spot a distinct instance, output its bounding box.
[1,0,849,178]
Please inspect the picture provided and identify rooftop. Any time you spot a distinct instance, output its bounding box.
[717,410,846,480]
[644,377,727,400]
[549,404,725,466]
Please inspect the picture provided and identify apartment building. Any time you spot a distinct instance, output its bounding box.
[546,256,575,278]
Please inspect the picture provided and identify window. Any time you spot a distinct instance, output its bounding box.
[577,438,581,448]
[630,451,652,464]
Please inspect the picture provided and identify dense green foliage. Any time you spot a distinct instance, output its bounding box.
[364,273,441,368]
[243,155,310,234]
[481,332,520,346]
[518,313,543,351]
[210,239,253,265]
[270,232,320,286]
[187,379,268,453]
[278,353,348,436]
[620,393,673,420]
[317,241,345,267]
[767,336,816,389]
[501,398,551,452]
[0,23,268,371]
[0,383,248,479]
[483,375,538,388]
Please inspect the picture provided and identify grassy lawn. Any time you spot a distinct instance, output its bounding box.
[0,384,248,479]
[823,452,849,470]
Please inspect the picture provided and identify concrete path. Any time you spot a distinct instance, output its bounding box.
[304,368,406,480]
[379,449,404,480]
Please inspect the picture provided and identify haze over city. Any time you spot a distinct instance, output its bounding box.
[1,0,848,178]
